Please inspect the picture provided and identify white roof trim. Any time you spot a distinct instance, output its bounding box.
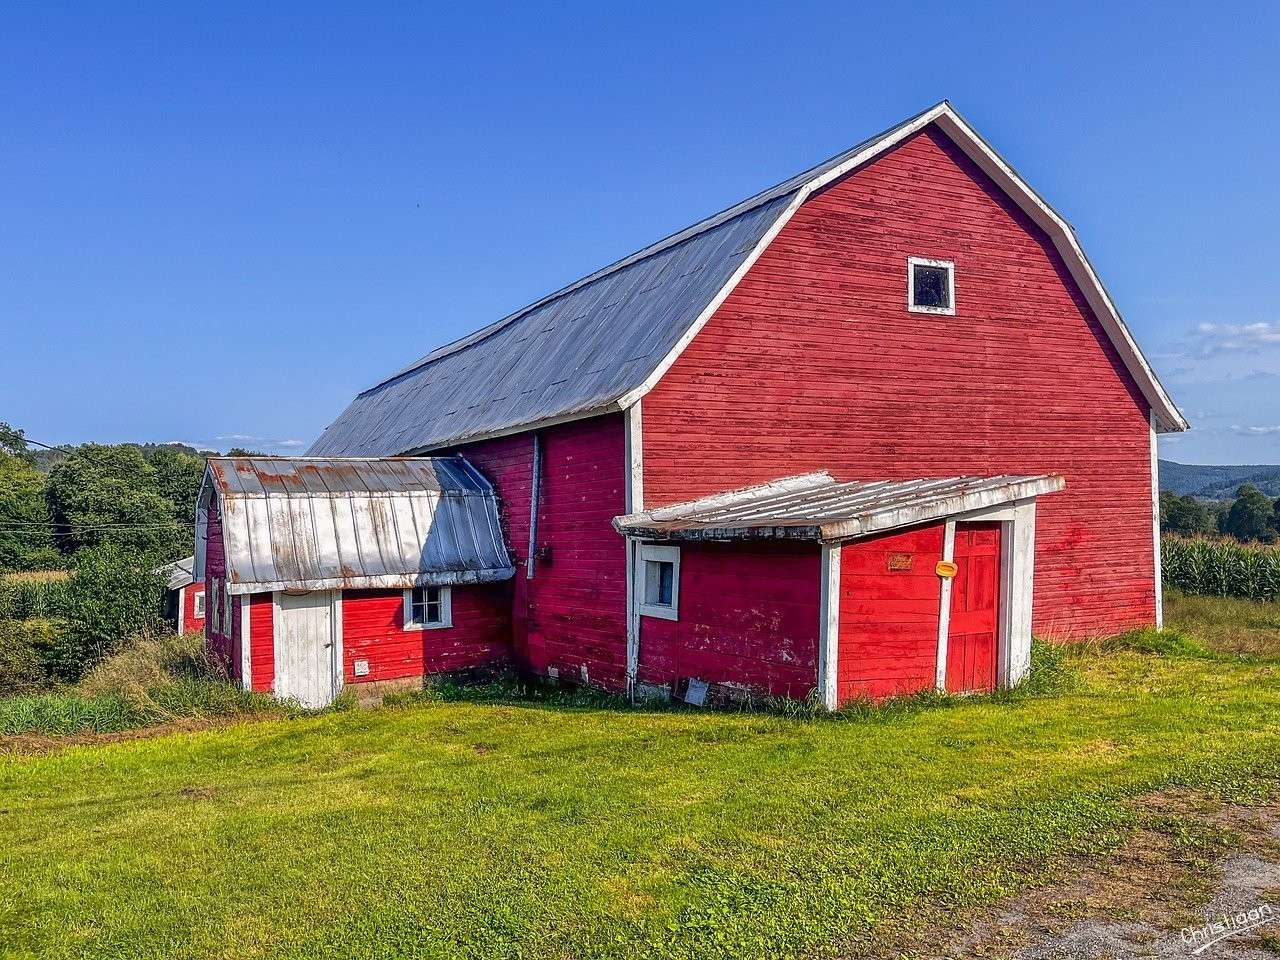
[618,101,1187,433]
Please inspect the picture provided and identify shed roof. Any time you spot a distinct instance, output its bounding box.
[307,101,1185,459]
[156,555,195,591]
[196,457,514,595]
[613,472,1065,542]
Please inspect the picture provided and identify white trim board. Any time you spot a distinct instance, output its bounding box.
[817,543,841,711]
[1150,410,1164,630]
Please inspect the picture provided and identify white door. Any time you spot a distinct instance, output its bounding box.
[275,591,340,708]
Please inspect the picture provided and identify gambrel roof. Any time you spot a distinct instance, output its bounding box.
[308,101,1186,458]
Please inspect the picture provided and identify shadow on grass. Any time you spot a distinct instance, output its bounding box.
[393,639,1079,726]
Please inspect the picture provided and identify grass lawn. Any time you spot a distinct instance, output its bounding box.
[2,604,1279,959]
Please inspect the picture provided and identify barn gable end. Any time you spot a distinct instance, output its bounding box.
[640,126,1158,636]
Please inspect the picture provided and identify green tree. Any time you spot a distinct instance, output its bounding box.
[148,446,205,528]
[1221,484,1277,543]
[1158,491,1216,537]
[51,542,165,681]
[0,423,60,572]
[45,444,189,560]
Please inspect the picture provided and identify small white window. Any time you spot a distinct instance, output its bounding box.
[907,257,955,315]
[224,587,233,635]
[210,580,221,633]
[638,544,680,621]
[193,589,205,619]
[403,585,452,630]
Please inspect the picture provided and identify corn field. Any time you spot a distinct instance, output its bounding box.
[1162,536,1280,602]
[0,576,72,620]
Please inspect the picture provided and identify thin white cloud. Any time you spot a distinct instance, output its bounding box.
[1229,425,1280,436]
[1192,321,1280,356]
[214,433,306,450]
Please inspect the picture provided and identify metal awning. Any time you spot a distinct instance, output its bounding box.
[195,457,514,595]
[614,472,1065,542]
[155,555,195,591]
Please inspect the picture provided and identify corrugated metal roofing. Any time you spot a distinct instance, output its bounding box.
[306,106,946,458]
[614,472,1065,542]
[307,99,1185,457]
[156,555,195,591]
[200,457,514,594]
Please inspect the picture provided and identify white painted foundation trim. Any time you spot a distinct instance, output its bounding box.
[1150,410,1164,630]
[817,543,841,711]
[934,521,957,691]
[240,594,252,692]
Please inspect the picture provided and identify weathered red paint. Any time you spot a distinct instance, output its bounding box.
[340,586,510,683]
[249,593,274,693]
[637,540,819,698]
[642,125,1157,637]
[946,522,1001,692]
[838,525,945,702]
[453,414,629,691]
[181,583,206,635]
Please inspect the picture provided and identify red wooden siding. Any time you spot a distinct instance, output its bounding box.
[340,586,510,683]
[249,593,274,693]
[641,125,1156,637]
[946,522,1001,692]
[837,525,945,702]
[637,541,820,698]
[453,414,630,691]
[182,583,206,634]
[202,497,231,663]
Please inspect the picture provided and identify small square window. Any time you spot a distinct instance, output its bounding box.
[908,257,955,314]
[193,590,205,618]
[638,544,680,621]
[404,585,452,630]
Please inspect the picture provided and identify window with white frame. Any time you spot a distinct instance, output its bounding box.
[907,257,955,315]
[193,589,205,619]
[224,586,233,635]
[638,544,680,620]
[403,585,452,629]
[209,579,221,634]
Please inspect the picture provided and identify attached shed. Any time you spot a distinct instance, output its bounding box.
[615,472,1064,707]
[195,456,514,707]
[156,555,205,635]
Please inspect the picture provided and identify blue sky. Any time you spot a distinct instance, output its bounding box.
[3,2,1277,464]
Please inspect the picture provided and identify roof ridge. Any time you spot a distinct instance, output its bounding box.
[360,101,949,397]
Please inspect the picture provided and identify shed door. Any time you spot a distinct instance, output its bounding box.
[276,591,340,708]
[946,522,1002,692]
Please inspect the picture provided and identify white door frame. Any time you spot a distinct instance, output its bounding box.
[271,589,344,707]
[933,498,1037,692]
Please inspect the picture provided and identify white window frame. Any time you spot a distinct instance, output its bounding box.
[210,579,221,634]
[638,544,680,621]
[402,585,453,630]
[907,256,956,315]
[193,589,205,619]
[223,584,232,636]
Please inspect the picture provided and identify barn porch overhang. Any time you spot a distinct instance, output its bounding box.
[194,456,515,595]
[613,472,1066,543]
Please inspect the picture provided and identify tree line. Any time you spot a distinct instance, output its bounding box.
[1160,484,1280,543]
[0,422,207,573]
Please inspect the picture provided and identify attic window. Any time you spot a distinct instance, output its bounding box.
[908,257,955,315]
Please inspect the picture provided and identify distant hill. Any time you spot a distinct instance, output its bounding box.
[1159,460,1280,499]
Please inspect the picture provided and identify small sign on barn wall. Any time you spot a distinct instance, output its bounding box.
[887,552,913,572]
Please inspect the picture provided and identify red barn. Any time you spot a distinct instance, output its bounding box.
[158,556,205,635]
[199,102,1185,709]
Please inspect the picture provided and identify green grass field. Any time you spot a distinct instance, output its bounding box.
[1,599,1278,959]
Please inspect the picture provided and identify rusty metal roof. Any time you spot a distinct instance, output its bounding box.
[614,472,1065,542]
[197,457,513,594]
